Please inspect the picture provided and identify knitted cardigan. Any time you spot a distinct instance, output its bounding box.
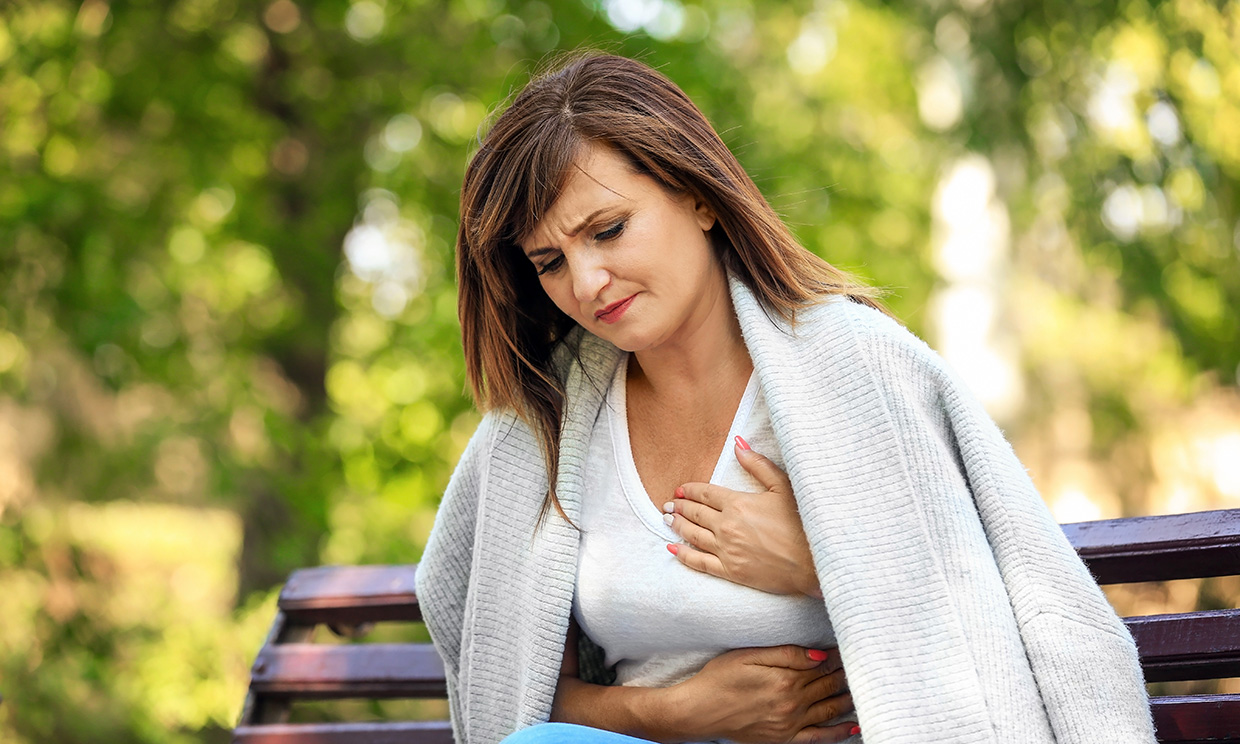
[416,275,1156,744]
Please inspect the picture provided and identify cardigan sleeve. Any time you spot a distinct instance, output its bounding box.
[862,324,1157,744]
[416,411,502,744]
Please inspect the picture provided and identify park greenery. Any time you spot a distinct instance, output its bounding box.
[1,0,1238,741]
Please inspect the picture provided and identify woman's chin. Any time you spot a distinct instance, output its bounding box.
[587,325,648,353]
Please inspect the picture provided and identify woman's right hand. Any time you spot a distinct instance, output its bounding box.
[669,645,856,744]
[667,442,821,598]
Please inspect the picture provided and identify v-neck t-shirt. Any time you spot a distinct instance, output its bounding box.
[572,353,836,689]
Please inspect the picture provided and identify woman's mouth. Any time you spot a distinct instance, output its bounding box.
[595,294,637,324]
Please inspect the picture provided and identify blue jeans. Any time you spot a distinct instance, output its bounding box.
[500,722,659,744]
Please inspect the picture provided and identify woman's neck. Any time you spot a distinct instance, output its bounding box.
[626,279,753,405]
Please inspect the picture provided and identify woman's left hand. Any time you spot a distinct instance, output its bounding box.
[664,437,823,598]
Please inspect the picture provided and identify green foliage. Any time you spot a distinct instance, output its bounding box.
[1,0,1237,740]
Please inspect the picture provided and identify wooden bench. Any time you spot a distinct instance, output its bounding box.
[233,508,1240,743]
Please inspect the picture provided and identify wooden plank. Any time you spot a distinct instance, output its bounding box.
[249,644,446,699]
[1151,694,1240,743]
[279,565,421,626]
[232,700,1240,744]
[231,699,1240,744]
[234,513,1240,742]
[238,612,289,726]
[1127,610,1240,682]
[232,720,452,744]
[1062,509,1240,584]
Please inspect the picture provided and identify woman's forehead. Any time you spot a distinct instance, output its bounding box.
[520,144,641,249]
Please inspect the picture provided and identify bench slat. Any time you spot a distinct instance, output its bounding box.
[1151,694,1240,743]
[239,509,1240,743]
[1063,510,1240,584]
[233,720,452,744]
[230,698,1240,744]
[1128,610,1240,682]
[250,644,446,698]
[279,566,421,626]
[230,697,1240,744]
[247,613,1240,697]
[252,610,1240,695]
[262,592,1240,696]
[269,510,1240,626]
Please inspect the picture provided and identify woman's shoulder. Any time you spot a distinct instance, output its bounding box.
[800,295,956,386]
[730,275,952,390]
[454,406,533,466]
[798,294,927,349]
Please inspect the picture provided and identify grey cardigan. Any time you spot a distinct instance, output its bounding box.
[416,276,1157,744]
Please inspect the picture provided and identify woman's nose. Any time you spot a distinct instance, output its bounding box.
[570,256,611,303]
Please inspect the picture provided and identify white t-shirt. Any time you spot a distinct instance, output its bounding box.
[572,354,836,690]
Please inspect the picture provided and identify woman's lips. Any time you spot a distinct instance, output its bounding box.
[595,294,636,324]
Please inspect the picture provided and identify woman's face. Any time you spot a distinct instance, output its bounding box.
[518,141,722,353]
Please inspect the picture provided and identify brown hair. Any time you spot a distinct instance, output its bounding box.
[456,51,891,523]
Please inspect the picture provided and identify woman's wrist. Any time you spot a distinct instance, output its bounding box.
[553,675,697,744]
[649,678,698,743]
[618,679,698,744]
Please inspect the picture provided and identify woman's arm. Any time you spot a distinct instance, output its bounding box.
[550,620,685,741]
[664,437,821,598]
[551,620,857,744]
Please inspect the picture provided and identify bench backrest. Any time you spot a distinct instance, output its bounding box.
[233,509,1240,743]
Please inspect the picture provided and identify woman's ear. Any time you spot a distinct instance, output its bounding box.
[693,197,717,231]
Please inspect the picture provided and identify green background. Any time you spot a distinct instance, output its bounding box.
[2,0,1238,740]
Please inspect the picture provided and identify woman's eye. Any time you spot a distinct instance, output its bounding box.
[536,255,565,276]
[595,221,625,241]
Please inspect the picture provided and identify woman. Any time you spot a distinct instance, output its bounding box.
[416,52,1156,744]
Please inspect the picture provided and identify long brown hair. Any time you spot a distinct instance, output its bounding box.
[456,51,891,523]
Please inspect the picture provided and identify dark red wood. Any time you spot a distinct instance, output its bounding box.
[249,644,446,698]
[232,720,452,744]
[237,509,1240,742]
[279,565,421,626]
[238,612,289,726]
[1127,610,1240,683]
[1150,694,1240,742]
[1062,509,1240,584]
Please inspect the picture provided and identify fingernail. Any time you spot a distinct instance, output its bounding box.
[849,726,861,736]
[666,543,679,556]
[734,435,751,451]
[807,648,828,661]
[663,502,675,513]
[674,486,685,498]
[662,514,674,526]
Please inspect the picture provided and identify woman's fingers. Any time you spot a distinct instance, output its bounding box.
[788,722,859,744]
[676,481,735,509]
[666,513,717,552]
[677,452,817,597]
[664,497,720,530]
[803,667,848,699]
[670,542,726,578]
[804,692,855,727]
[740,644,836,672]
[733,441,792,493]
[815,646,844,674]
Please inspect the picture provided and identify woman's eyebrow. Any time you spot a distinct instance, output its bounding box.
[524,207,615,258]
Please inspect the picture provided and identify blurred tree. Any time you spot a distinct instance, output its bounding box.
[0,0,1236,741]
[880,0,1240,519]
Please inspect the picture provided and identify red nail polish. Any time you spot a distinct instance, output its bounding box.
[666,543,679,556]
[807,648,828,661]
[849,726,861,736]
[674,486,685,498]
[734,435,751,451]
